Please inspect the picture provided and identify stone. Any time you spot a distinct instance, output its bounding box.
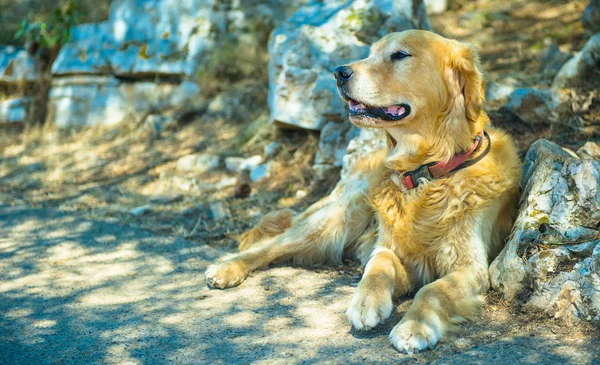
[0,97,30,124]
[170,176,197,192]
[341,128,387,180]
[176,153,221,173]
[208,202,229,221]
[314,121,360,167]
[52,0,309,78]
[264,141,281,158]
[268,0,430,130]
[424,0,447,14]
[490,139,600,322]
[145,114,177,135]
[485,80,517,102]
[0,46,37,83]
[506,88,568,124]
[553,34,600,89]
[0,46,20,77]
[225,155,264,172]
[48,0,308,127]
[583,0,600,34]
[130,204,153,216]
[47,76,200,127]
[577,141,600,160]
[250,162,271,182]
[51,3,210,78]
[214,176,238,190]
[539,42,572,78]
[149,194,183,204]
[206,93,242,120]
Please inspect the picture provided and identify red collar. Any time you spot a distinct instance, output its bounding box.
[399,131,490,190]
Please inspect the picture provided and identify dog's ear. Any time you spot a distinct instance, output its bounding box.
[444,42,485,126]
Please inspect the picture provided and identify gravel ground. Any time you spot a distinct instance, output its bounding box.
[1,204,598,364]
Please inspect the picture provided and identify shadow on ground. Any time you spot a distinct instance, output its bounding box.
[0,205,598,364]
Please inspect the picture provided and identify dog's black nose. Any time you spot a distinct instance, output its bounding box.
[334,66,354,81]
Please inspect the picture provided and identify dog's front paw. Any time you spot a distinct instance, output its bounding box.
[346,286,393,330]
[205,260,249,289]
[389,319,441,354]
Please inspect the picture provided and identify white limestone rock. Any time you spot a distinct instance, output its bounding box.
[225,155,264,173]
[314,121,360,167]
[490,139,600,322]
[48,76,200,127]
[486,80,518,102]
[539,42,572,79]
[0,46,37,83]
[250,162,271,182]
[553,34,600,89]
[48,0,308,128]
[506,88,568,124]
[341,128,387,180]
[0,97,30,124]
[177,154,221,173]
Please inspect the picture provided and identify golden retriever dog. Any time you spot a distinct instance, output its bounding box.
[205,30,521,354]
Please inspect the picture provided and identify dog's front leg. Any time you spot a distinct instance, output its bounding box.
[346,247,414,330]
[389,264,488,354]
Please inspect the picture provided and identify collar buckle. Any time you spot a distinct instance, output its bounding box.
[401,162,435,189]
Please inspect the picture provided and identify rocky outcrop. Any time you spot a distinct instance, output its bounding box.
[52,0,307,78]
[0,46,36,83]
[0,97,30,124]
[506,88,568,124]
[506,34,599,125]
[268,0,430,131]
[485,79,518,102]
[540,43,572,79]
[48,76,200,127]
[0,46,37,124]
[490,139,600,322]
[340,128,387,180]
[47,0,309,128]
[553,34,600,89]
[313,121,359,178]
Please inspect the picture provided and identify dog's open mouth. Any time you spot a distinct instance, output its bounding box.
[348,101,411,121]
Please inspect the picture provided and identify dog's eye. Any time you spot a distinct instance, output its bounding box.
[391,50,411,61]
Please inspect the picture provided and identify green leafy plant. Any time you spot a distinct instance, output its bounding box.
[14,2,81,54]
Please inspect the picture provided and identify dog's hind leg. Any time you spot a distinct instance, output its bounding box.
[238,208,297,252]
[205,171,374,289]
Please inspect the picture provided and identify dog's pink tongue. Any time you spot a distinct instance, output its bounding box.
[385,105,405,116]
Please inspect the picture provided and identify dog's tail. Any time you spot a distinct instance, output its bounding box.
[239,209,297,252]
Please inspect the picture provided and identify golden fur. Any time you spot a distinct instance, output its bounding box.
[205,30,522,354]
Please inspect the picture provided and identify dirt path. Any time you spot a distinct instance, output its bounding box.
[1,205,598,364]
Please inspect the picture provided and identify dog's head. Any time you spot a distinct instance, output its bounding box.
[335,30,486,151]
